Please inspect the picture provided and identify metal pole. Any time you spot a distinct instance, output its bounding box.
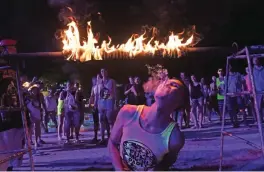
[0,149,28,154]
[245,46,264,156]
[15,62,34,171]
[0,47,232,60]
[219,56,230,171]
[227,54,264,59]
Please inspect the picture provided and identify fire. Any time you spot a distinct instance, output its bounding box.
[60,20,197,62]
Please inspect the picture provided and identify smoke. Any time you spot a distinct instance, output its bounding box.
[143,64,168,93]
[54,0,102,43]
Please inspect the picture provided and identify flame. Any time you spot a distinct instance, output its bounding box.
[61,20,197,62]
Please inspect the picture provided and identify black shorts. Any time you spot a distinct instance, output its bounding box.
[209,95,218,111]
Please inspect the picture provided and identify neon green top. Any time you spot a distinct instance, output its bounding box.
[57,99,64,115]
[216,78,225,100]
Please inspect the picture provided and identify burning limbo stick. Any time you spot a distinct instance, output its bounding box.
[0,47,232,61]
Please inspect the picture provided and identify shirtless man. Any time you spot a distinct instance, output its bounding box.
[109,79,185,171]
[98,69,116,144]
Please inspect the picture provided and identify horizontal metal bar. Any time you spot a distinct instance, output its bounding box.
[225,92,251,96]
[235,48,246,56]
[0,148,29,155]
[222,131,261,150]
[250,45,264,50]
[0,47,232,61]
[226,48,246,59]
[228,53,264,59]
[1,51,64,59]
[0,150,27,164]
[0,66,12,70]
[225,92,264,97]
[187,47,232,52]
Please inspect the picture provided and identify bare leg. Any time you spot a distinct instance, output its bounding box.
[64,111,72,142]
[70,126,74,138]
[58,115,64,140]
[73,111,81,141]
[105,120,111,139]
[185,109,190,128]
[198,107,203,128]
[50,112,58,128]
[35,121,41,147]
[44,113,50,132]
[99,110,106,142]
[178,111,184,129]
[106,110,114,131]
[92,108,99,142]
[191,108,198,128]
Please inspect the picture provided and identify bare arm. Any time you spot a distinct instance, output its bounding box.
[124,86,131,95]
[108,105,137,171]
[112,79,117,99]
[188,84,192,101]
[40,93,47,112]
[88,87,94,107]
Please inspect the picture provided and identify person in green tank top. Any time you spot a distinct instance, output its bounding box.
[216,69,225,121]
[109,79,185,171]
[57,90,67,141]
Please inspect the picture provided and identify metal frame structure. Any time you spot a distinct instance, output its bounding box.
[219,46,264,171]
[0,65,34,169]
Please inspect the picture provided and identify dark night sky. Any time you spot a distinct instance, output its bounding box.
[1,0,264,51]
[0,0,264,89]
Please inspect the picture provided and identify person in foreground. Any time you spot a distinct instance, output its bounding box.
[108,79,185,171]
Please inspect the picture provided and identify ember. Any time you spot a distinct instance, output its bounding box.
[58,17,200,62]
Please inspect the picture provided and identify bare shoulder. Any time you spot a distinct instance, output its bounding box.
[111,104,138,143]
[117,104,138,124]
[169,124,185,153]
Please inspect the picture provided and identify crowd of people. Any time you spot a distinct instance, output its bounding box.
[1,56,264,170]
[117,57,263,131]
